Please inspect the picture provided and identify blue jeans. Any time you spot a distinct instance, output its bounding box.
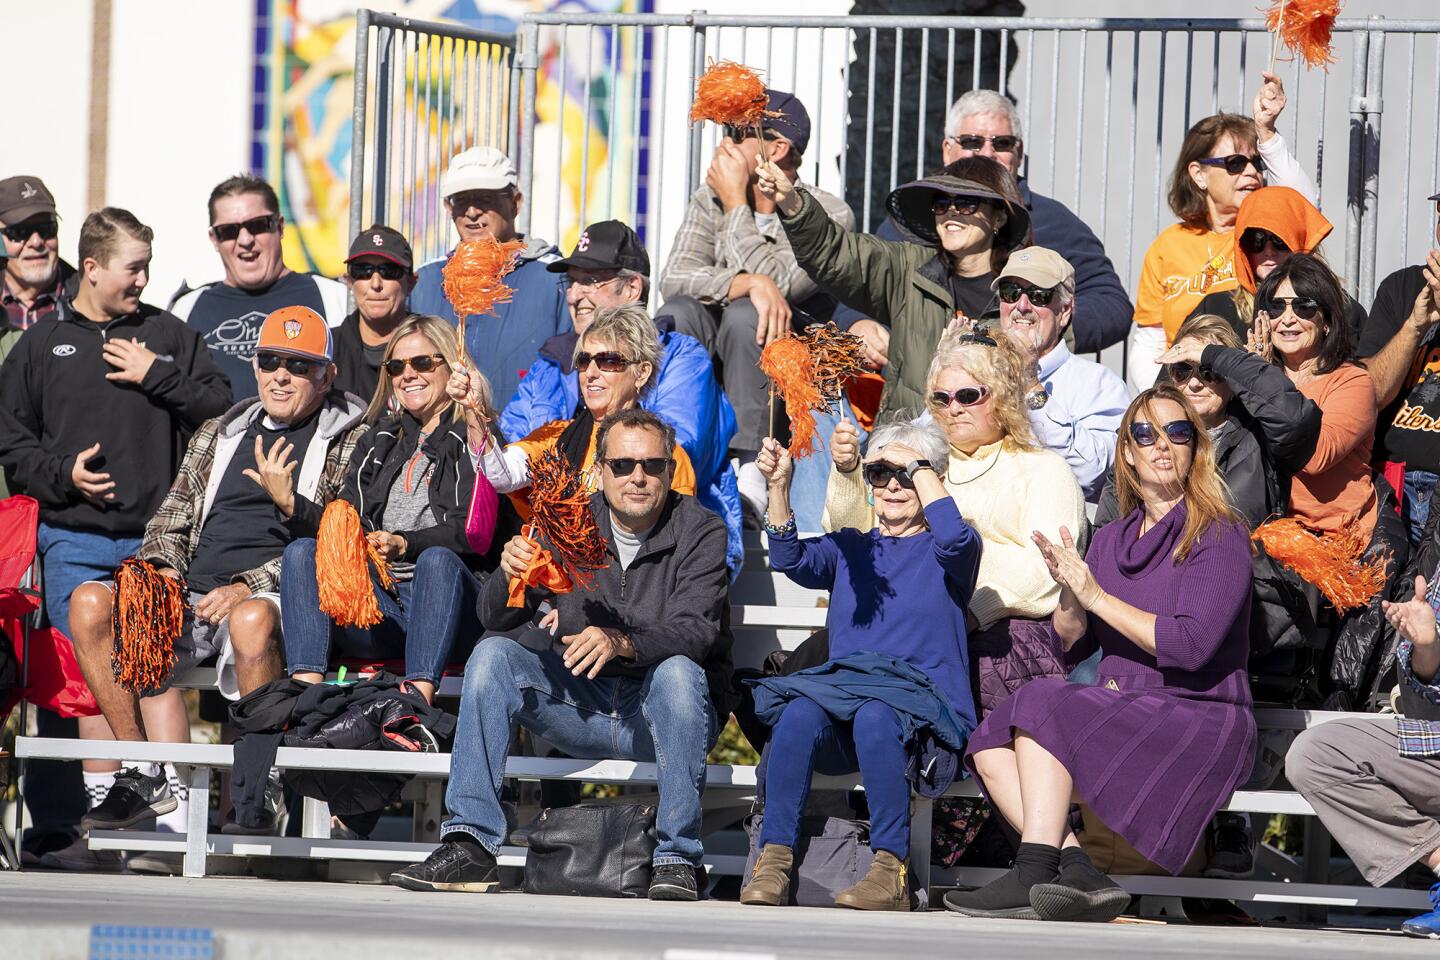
[1403,469,1440,547]
[442,637,720,866]
[280,539,482,683]
[791,404,870,532]
[759,697,910,858]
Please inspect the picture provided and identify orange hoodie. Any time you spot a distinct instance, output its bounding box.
[1233,186,1333,293]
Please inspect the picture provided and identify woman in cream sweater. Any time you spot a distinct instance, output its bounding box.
[827,327,1087,716]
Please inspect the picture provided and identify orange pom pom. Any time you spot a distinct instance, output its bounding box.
[760,325,867,460]
[689,60,774,127]
[316,499,394,629]
[1253,516,1387,612]
[1266,0,1342,69]
[441,236,527,339]
[508,447,609,604]
[111,558,187,694]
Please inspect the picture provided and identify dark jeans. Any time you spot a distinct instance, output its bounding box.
[759,696,911,858]
[1403,468,1440,546]
[280,539,482,683]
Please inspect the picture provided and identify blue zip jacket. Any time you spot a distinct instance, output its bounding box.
[501,323,745,575]
[409,236,569,416]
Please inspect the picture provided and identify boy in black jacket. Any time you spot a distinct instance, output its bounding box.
[0,207,230,860]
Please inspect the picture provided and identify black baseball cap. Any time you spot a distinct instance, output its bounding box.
[345,223,413,270]
[547,220,651,276]
[761,89,811,157]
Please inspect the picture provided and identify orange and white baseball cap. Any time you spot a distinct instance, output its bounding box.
[256,306,333,362]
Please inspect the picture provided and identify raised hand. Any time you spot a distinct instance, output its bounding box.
[1382,575,1439,650]
[1032,526,1103,609]
[1252,71,1287,140]
[1156,337,1207,369]
[754,158,801,216]
[831,419,862,473]
[756,436,793,488]
[243,435,298,516]
[1247,310,1274,363]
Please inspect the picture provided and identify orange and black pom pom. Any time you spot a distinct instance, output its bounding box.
[111,558,187,695]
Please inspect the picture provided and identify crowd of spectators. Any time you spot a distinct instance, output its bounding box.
[4,63,1440,932]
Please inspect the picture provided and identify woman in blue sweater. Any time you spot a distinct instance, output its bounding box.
[741,416,982,911]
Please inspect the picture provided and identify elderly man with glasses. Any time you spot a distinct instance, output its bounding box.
[0,175,76,331]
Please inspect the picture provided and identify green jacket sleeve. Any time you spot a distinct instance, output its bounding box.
[780,190,916,325]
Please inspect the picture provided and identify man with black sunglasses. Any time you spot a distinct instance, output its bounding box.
[0,175,76,331]
[170,174,347,403]
[332,224,415,401]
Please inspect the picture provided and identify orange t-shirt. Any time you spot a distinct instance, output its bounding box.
[1289,364,1378,540]
[1132,223,1237,343]
[506,419,697,520]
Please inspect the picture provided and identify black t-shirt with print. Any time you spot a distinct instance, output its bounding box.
[1358,265,1435,471]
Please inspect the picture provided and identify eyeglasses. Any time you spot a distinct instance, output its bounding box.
[576,351,634,373]
[1168,362,1222,384]
[602,457,672,477]
[1196,154,1266,176]
[568,273,624,293]
[1,218,59,243]
[996,280,1059,306]
[348,261,408,282]
[211,214,278,243]
[930,196,984,217]
[384,354,448,376]
[1239,229,1290,256]
[929,386,991,407]
[1258,296,1322,322]
[1128,420,1196,447]
[863,463,917,489]
[946,134,1021,153]
[256,352,320,376]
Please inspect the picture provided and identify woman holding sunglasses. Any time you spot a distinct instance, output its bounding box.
[755,154,1030,413]
[1185,187,1368,346]
[280,314,502,704]
[827,329,1085,717]
[946,386,1255,922]
[742,417,980,911]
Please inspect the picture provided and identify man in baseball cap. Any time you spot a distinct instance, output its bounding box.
[0,175,75,331]
[334,224,415,400]
[409,146,569,417]
[994,245,1129,503]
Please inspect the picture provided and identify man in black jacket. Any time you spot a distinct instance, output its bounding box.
[390,408,731,901]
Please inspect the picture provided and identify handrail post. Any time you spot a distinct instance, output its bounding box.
[516,19,541,239]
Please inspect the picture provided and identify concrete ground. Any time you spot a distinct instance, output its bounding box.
[0,872,1434,960]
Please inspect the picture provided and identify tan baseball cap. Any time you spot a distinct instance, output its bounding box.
[993,246,1075,291]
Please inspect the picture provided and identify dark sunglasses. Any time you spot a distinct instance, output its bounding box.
[1168,362,1222,385]
[948,134,1021,152]
[930,386,991,407]
[348,261,409,282]
[211,214,279,243]
[1129,419,1196,447]
[1196,153,1266,176]
[722,124,776,143]
[602,457,672,477]
[384,354,447,376]
[996,280,1059,306]
[1239,228,1290,256]
[863,463,915,489]
[930,196,983,217]
[1,218,59,243]
[256,352,320,376]
[1258,296,1322,322]
[576,351,634,373]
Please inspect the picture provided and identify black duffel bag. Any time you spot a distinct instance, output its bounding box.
[522,800,658,897]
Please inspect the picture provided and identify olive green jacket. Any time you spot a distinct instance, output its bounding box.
[0,324,22,499]
[779,190,998,413]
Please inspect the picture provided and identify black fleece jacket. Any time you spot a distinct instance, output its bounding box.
[0,298,231,535]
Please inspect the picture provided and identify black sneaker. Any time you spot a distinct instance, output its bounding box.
[649,862,700,901]
[389,839,501,893]
[1202,812,1255,879]
[81,767,176,832]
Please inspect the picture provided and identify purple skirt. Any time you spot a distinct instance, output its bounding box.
[963,669,1256,874]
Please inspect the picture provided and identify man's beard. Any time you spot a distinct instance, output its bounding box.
[10,254,57,288]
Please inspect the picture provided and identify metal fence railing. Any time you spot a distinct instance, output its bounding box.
[348,9,518,270]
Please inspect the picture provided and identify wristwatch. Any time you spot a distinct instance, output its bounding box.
[1024,386,1049,410]
[902,459,935,483]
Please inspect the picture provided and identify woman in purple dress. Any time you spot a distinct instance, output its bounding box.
[944,384,1256,923]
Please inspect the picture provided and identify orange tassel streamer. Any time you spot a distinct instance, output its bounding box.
[759,325,867,460]
[507,447,609,606]
[1266,0,1342,70]
[111,558,187,694]
[1253,516,1386,612]
[441,236,526,342]
[689,60,775,127]
[316,499,394,628]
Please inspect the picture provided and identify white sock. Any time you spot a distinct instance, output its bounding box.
[83,770,118,810]
[153,764,190,834]
[129,761,163,780]
[736,455,767,518]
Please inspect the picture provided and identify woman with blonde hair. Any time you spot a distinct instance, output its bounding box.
[945,386,1255,922]
[827,327,1085,716]
[281,314,505,704]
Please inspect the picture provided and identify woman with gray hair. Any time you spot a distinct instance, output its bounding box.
[739,416,981,912]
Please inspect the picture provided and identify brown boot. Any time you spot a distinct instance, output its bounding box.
[834,850,911,911]
[740,844,794,906]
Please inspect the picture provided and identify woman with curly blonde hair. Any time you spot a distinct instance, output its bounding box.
[826,327,1086,716]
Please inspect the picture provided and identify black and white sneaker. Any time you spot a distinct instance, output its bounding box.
[649,863,700,901]
[389,839,501,893]
[222,771,287,836]
[81,767,177,832]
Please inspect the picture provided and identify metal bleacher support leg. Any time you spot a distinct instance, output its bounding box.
[412,779,444,843]
[182,765,211,878]
[1300,815,1333,924]
[909,796,934,902]
[302,796,331,838]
